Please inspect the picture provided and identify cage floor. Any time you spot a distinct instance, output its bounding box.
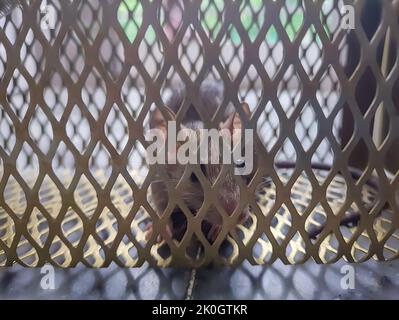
[0,169,398,267]
[1,260,399,299]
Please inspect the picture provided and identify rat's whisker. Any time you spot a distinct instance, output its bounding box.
[151,180,167,184]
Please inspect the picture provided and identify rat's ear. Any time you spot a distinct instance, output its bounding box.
[163,105,177,122]
[220,111,237,133]
[150,105,177,138]
[241,102,250,116]
[220,102,251,133]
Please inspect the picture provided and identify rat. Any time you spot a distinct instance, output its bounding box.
[145,81,387,245]
[145,81,256,244]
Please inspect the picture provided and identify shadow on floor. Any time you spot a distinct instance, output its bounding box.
[0,260,398,300]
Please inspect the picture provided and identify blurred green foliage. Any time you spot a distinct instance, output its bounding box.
[117,0,306,44]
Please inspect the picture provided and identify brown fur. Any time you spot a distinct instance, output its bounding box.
[147,81,252,243]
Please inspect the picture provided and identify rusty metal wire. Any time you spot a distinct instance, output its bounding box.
[0,0,398,267]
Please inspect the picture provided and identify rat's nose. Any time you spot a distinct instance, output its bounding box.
[218,195,237,215]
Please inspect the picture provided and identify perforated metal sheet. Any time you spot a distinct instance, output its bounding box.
[0,168,395,267]
[0,0,399,267]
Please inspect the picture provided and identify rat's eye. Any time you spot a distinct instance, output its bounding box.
[191,165,206,183]
[235,159,245,168]
[190,173,198,183]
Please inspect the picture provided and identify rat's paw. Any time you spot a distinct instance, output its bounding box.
[144,223,155,242]
[207,224,223,243]
[145,222,173,243]
[238,210,250,225]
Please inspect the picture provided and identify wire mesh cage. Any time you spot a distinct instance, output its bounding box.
[0,0,398,268]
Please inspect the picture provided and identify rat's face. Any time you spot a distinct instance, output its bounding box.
[165,141,250,226]
[149,103,252,241]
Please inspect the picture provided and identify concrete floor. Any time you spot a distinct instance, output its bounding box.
[0,259,398,300]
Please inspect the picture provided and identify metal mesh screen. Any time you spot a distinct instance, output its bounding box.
[0,0,398,267]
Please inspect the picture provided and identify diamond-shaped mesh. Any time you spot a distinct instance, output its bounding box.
[0,0,398,267]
